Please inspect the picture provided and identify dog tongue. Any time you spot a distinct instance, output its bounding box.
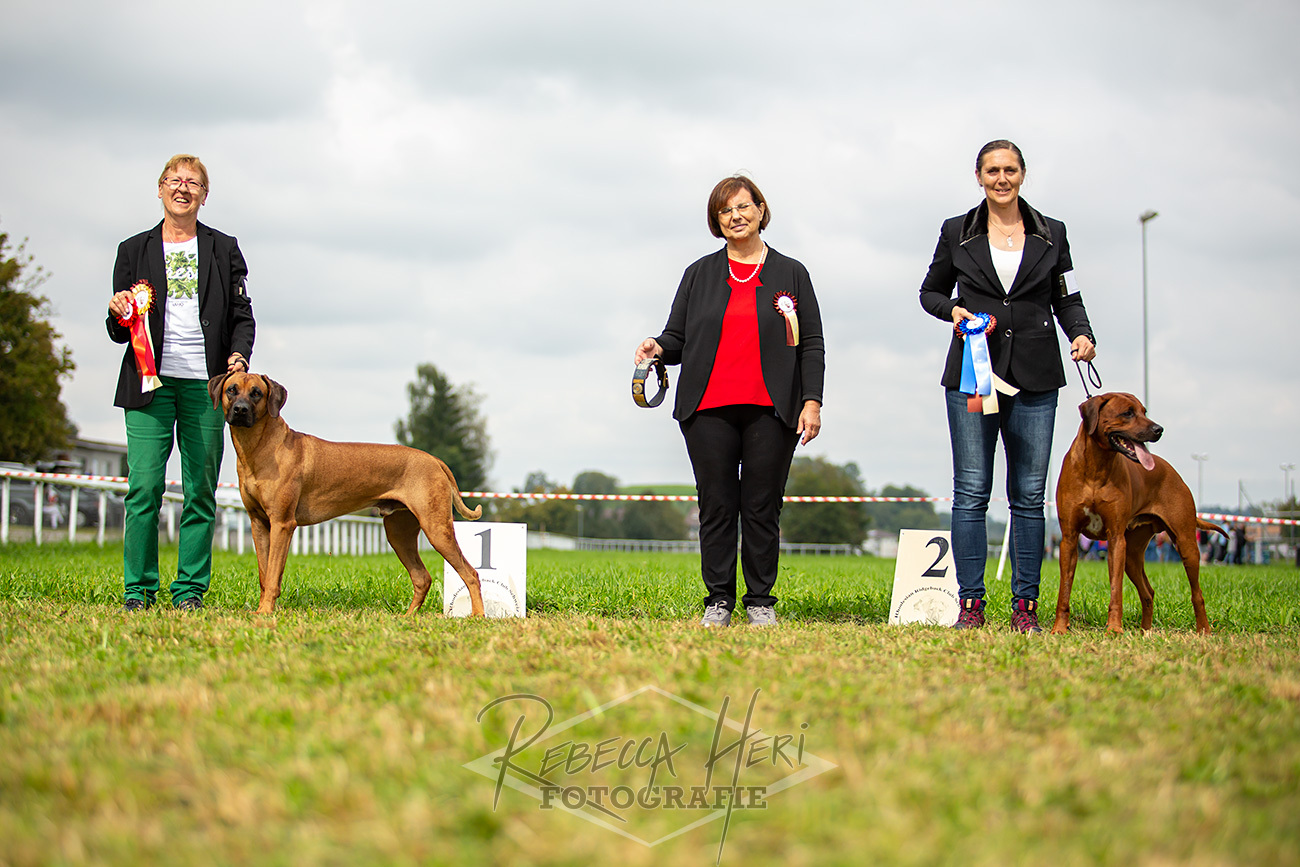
[1134,441,1156,471]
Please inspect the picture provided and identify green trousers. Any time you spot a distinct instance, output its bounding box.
[122,376,225,606]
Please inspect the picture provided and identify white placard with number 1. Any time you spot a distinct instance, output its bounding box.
[889,529,960,626]
[443,522,527,618]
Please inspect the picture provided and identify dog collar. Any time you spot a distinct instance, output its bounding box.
[632,358,669,408]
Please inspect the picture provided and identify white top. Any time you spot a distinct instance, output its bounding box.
[989,242,1023,294]
[159,237,208,379]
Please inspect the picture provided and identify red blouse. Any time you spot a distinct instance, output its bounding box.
[696,260,772,411]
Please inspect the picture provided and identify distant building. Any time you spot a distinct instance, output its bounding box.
[46,438,128,478]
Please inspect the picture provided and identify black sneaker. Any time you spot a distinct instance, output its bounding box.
[122,598,150,613]
[953,598,985,629]
[175,597,205,612]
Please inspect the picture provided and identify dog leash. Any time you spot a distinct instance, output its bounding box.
[1074,359,1102,398]
[632,357,670,408]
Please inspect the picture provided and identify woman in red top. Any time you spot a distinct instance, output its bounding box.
[634,176,825,627]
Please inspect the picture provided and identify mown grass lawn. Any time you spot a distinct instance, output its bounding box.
[1,543,1297,866]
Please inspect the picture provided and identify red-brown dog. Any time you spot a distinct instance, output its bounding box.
[209,372,485,617]
[1054,392,1225,634]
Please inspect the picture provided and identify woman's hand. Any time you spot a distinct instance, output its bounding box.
[226,353,248,373]
[797,400,821,446]
[1070,335,1096,363]
[633,338,662,365]
[108,290,136,320]
[950,305,977,327]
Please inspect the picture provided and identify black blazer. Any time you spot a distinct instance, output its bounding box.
[106,220,255,408]
[655,246,825,426]
[919,198,1093,392]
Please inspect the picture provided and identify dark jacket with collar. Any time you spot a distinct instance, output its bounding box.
[919,198,1093,392]
[654,245,825,426]
[106,220,255,408]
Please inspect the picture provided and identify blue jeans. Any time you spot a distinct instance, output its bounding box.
[946,388,1058,601]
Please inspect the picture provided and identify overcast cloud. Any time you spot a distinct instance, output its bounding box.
[2,0,1297,512]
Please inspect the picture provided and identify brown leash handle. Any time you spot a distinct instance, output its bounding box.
[1074,359,1102,398]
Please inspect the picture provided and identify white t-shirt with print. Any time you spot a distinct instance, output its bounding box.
[159,237,208,379]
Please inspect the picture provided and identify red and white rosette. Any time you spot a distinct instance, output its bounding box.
[773,291,799,346]
[117,280,162,392]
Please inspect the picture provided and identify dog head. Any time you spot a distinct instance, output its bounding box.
[208,371,288,427]
[1079,392,1163,471]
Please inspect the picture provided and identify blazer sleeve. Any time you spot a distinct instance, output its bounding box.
[654,263,696,366]
[107,239,136,344]
[919,220,962,323]
[1047,224,1094,344]
[224,237,255,362]
[793,260,825,404]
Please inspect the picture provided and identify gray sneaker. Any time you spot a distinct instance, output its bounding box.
[745,605,778,626]
[700,603,732,627]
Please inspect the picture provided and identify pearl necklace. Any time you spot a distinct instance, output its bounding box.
[728,243,768,282]
[988,220,1021,248]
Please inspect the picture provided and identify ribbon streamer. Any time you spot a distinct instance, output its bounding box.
[773,292,799,346]
[118,280,162,393]
[957,313,995,412]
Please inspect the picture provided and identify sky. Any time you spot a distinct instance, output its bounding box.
[2,0,1297,515]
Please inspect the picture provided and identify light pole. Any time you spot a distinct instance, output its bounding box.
[1139,210,1159,408]
[1284,463,1296,502]
[1191,453,1209,504]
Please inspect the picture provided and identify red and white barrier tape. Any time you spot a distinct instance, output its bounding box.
[4,470,1298,525]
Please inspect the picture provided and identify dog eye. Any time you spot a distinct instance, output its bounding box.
[226,385,238,396]
[250,389,262,400]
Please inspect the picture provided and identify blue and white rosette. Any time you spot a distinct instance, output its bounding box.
[957,312,996,407]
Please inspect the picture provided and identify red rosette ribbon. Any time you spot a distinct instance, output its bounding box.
[773,291,799,346]
[117,280,162,393]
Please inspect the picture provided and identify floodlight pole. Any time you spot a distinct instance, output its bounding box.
[1139,210,1159,409]
[1191,453,1209,505]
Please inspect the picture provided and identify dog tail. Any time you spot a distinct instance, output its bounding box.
[441,460,483,521]
[1197,518,1229,538]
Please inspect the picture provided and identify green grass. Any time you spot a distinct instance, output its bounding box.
[1,543,1298,866]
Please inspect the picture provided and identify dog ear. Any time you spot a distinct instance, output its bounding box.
[1080,396,1107,436]
[262,376,288,419]
[207,373,230,410]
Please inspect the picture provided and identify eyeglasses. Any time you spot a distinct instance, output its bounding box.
[718,202,758,217]
[162,177,207,192]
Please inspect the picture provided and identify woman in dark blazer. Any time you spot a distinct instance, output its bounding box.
[634,175,824,627]
[107,154,255,612]
[919,140,1095,632]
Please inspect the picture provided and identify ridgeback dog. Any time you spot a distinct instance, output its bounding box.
[208,372,485,617]
[1053,392,1225,634]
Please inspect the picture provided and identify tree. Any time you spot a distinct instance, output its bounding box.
[781,456,870,544]
[394,363,492,493]
[573,470,621,538]
[0,231,76,463]
[492,472,577,534]
[870,484,945,535]
[623,490,687,540]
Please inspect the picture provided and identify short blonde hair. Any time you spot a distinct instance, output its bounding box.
[158,154,209,191]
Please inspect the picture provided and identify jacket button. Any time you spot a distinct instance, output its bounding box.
[1003,299,1010,306]
[201,319,210,327]
[1043,320,1049,327]
[1004,329,1012,338]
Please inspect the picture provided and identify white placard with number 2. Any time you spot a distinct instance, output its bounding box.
[889,529,960,626]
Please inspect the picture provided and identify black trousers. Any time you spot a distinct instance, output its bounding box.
[680,405,799,610]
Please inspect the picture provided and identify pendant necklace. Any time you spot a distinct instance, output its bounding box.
[990,220,1020,248]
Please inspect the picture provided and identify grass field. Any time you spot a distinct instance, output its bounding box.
[1,542,1297,866]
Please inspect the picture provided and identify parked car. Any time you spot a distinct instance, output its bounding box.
[60,485,127,529]
[0,466,68,527]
